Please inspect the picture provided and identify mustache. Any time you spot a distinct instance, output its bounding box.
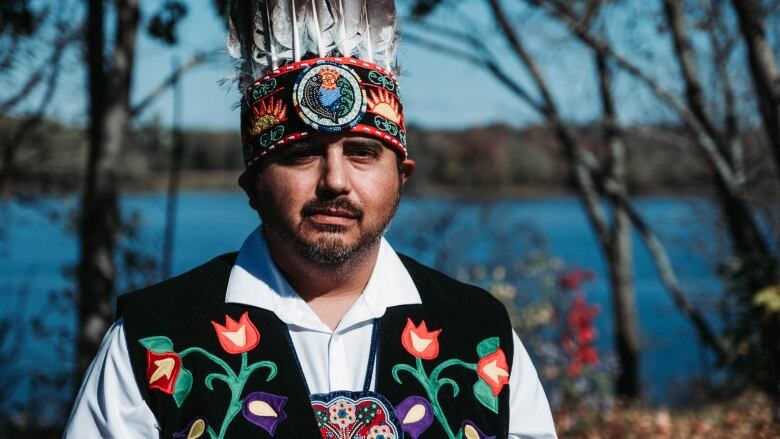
[301,197,364,219]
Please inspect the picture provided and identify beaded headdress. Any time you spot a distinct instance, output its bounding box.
[227,0,406,167]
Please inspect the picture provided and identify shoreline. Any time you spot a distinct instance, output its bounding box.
[117,170,715,199]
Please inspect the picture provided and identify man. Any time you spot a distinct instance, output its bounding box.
[65,1,557,438]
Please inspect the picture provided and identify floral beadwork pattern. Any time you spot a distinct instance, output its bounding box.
[139,312,283,439]
[311,395,400,439]
[392,318,510,439]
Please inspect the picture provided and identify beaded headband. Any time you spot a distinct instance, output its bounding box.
[240,57,407,168]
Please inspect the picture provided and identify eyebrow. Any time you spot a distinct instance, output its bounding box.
[343,137,384,149]
[282,140,319,153]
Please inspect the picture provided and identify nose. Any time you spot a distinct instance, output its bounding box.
[317,145,350,197]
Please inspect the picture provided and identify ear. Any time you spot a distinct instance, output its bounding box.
[400,159,416,184]
[238,168,258,211]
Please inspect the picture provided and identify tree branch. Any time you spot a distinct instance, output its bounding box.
[730,0,780,179]
[594,48,727,360]
[487,0,612,246]
[705,0,745,184]
[130,50,220,119]
[1,42,65,197]
[0,25,81,115]
[403,29,545,113]
[527,0,742,193]
[612,190,730,360]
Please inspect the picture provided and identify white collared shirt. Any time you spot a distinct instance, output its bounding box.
[64,228,557,438]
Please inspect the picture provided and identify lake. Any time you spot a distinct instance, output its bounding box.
[0,192,723,411]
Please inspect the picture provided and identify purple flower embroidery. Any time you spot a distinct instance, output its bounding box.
[242,391,288,435]
[461,420,496,439]
[394,396,434,439]
[172,417,207,438]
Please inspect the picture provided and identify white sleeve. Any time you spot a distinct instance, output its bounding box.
[63,319,160,438]
[508,330,558,439]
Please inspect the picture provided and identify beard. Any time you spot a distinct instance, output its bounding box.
[257,183,402,267]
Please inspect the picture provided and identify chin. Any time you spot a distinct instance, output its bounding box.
[307,222,350,234]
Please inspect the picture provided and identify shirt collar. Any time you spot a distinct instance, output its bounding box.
[225,226,421,332]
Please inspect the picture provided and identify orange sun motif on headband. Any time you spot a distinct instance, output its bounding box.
[249,97,288,138]
[318,68,340,90]
[367,88,402,124]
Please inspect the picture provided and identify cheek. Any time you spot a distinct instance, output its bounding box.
[359,169,401,214]
[257,170,314,217]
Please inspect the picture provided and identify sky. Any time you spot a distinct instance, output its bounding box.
[128,0,531,130]
[128,0,613,131]
[10,0,685,131]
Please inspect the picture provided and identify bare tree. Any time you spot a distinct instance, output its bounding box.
[0,2,82,198]
[407,0,734,400]
[595,50,640,398]
[731,0,780,176]
[76,0,140,383]
[0,27,79,198]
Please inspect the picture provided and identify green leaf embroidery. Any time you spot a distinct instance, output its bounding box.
[139,336,174,353]
[473,380,499,414]
[476,337,500,358]
[173,368,193,408]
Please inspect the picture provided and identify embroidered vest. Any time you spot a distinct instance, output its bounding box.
[118,253,514,439]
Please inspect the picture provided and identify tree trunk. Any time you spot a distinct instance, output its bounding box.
[162,57,184,280]
[724,0,780,415]
[485,0,644,400]
[608,207,640,397]
[76,0,139,384]
[598,52,640,399]
[731,0,780,177]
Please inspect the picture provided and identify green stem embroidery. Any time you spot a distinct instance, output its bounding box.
[392,357,476,439]
[180,347,235,379]
[180,349,276,439]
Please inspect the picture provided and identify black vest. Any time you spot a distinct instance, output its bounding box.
[118,253,514,438]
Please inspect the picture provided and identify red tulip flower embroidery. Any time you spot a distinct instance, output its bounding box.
[139,312,278,439]
[146,350,182,394]
[393,319,505,439]
[477,347,510,396]
[212,311,260,354]
[401,318,442,360]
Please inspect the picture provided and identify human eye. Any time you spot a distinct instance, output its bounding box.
[279,143,321,164]
[346,141,381,161]
[352,148,379,158]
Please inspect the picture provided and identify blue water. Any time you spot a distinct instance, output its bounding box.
[0,193,723,409]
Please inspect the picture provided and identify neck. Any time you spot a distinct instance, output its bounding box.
[264,228,380,309]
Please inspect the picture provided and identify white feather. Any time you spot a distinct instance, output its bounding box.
[227,0,399,82]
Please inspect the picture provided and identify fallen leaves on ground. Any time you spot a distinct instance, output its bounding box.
[554,391,778,438]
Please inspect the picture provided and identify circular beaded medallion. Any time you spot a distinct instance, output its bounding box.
[293,61,367,132]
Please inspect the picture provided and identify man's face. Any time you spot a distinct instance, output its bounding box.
[246,133,414,265]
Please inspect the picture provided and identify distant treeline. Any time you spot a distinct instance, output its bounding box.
[4,115,760,196]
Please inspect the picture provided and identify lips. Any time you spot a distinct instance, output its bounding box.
[309,208,358,219]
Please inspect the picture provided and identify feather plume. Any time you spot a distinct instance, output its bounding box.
[340,0,368,58]
[227,1,256,89]
[251,1,275,69]
[227,0,399,85]
[366,0,397,68]
[308,1,341,57]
